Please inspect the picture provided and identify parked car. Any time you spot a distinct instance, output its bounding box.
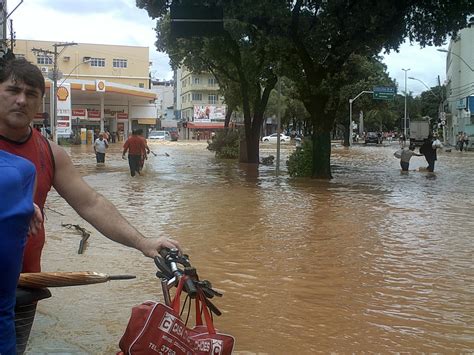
[262,133,291,143]
[148,130,170,141]
[365,132,381,144]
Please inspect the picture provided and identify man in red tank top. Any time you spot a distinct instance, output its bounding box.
[123,129,147,176]
[0,58,182,353]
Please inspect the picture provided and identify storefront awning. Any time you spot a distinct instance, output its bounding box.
[137,118,157,125]
[187,122,225,129]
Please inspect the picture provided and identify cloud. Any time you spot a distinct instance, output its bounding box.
[380,41,447,96]
[10,1,449,85]
[12,0,173,80]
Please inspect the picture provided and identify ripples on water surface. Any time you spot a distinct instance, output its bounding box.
[28,142,474,354]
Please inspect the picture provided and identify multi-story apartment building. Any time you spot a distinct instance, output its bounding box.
[176,66,226,139]
[15,39,157,140]
[443,19,474,146]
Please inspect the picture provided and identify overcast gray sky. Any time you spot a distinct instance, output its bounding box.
[10,0,450,96]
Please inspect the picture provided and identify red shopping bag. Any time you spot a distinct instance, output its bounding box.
[118,277,234,354]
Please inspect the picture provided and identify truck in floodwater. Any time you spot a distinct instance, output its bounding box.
[409,120,430,146]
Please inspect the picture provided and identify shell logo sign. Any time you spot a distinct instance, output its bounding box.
[57,86,69,101]
[55,83,72,137]
[96,80,106,92]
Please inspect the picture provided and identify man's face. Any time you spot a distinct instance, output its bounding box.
[0,77,43,130]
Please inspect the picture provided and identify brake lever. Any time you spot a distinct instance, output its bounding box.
[197,280,223,298]
[202,296,222,316]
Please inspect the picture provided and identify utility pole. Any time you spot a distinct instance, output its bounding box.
[438,75,446,143]
[0,0,7,55]
[402,68,410,140]
[32,42,77,144]
[0,0,23,56]
[276,76,281,177]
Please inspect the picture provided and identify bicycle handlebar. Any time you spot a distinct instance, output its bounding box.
[155,248,197,296]
[154,248,222,316]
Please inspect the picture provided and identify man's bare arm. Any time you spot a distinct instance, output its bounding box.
[50,144,180,257]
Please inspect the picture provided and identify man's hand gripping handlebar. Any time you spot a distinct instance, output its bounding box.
[154,248,223,316]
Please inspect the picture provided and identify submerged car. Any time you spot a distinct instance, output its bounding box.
[148,130,171,141]
[365,132,381,144]
[262,133,291,143]
[169,131,179,141]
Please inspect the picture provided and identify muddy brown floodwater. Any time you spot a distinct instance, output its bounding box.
[26,141,473,354]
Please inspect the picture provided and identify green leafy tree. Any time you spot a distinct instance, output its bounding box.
[256,0,471,178]
[137,0,471,178]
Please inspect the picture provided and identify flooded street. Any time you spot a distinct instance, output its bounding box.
[27,141,474,354]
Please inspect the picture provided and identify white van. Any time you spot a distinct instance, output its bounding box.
[148,130,170,141]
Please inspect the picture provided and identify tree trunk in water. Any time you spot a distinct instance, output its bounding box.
[311,131,332,179]
[343,125,350,147]
[241,130,260,164]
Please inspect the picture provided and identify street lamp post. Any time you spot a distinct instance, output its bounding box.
[58,58,91,87]
[437,48,474,72]
[402,68,410,141]
[349,90,374,147]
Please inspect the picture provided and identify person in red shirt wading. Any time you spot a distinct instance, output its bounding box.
[122,130,147,176]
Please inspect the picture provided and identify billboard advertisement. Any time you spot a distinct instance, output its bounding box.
[193,105,226,122]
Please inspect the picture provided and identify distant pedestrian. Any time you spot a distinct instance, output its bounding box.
[420,134,442,172]
[457,132,464,151]
[396,144,423,171]
[93,132,108,164]
[399,134,406,148]
[463,132,469,151]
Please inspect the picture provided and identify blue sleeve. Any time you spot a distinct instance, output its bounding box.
[0,151,36,354]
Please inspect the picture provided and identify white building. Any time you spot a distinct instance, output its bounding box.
[444,18,474,146]
[152,79,175,120]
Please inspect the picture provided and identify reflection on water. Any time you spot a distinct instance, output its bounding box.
[28,142,474,354]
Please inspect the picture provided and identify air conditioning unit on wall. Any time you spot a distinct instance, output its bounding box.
[40,66,49,73]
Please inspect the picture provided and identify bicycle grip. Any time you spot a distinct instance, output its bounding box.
[184,276,197,296]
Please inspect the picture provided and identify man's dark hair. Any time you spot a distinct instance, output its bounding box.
[0,58,45,96]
